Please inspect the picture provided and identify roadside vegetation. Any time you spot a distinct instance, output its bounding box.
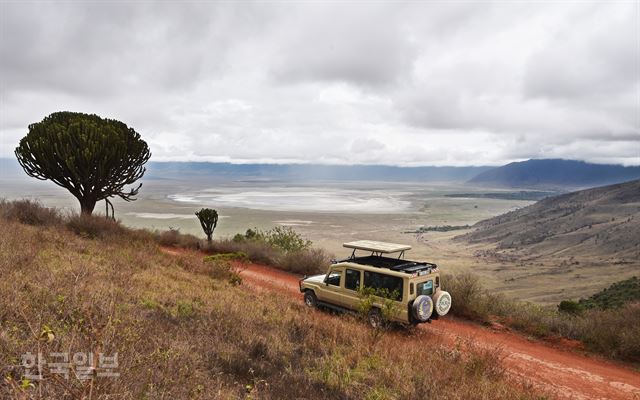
[445,273,640,362]
[0,200,542,399]
[153,221,329,275]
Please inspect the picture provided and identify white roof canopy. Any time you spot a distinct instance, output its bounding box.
[343,240,412,254]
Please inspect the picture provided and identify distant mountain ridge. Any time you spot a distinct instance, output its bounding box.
[468,159,640,188]
[3,157,639,186]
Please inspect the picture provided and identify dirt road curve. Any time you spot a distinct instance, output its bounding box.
[162,248,640,400]
[237,261,640,400]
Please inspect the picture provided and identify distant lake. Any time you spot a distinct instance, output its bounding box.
[168,187,413,213]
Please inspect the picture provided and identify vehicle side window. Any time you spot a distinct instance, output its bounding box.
[417,280,434,296]
[410,282,414,295]
[363,271,403,301]
[435,276,440,288]
[345,269,361,291]
[326,270,342,287]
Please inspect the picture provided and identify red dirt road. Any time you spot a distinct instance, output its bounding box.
[236,261,640,400]
[162,247,640,400]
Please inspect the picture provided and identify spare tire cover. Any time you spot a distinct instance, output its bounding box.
[433,290,452,316]
[412,295,433,322]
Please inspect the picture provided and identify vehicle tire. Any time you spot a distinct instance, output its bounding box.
[368,308,384,329]
[303,291,317,308]
[432,290,452,316]
[412,295,433,322]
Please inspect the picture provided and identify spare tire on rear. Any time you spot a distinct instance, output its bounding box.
[412,295,433,322]
[432,290,452,316]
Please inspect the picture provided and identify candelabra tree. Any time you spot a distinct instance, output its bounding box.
[15,111,151,216]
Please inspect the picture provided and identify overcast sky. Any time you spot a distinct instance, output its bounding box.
[1,1,638,166]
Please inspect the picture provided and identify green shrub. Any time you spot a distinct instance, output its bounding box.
[203,257,242,285]
[263,226,311,253]
[211,226,328,275]
[203,252,249,263]
[233,226,311,253]
[234,228,261,242]
[174,300,197,319]
[357,287,401,321]
[558,300,583,315]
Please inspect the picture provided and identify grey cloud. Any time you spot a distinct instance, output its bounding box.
[523,3,638,100]
[269,4,416,87]
[0,1,638,167]
[0,2,263,96]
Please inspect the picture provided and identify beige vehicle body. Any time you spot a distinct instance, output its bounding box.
[299,240,452,325]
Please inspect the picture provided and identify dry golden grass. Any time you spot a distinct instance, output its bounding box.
[445,273,640,362]
[0,213,543,399]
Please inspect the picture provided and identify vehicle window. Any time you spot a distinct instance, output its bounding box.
[326,270,342,287]
[345,269,360,291]
[417,280,433,296]
[410,282,414,295]
[363,271,403,301]
[435,276,440,288]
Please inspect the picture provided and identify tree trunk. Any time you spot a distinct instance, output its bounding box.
[79,198,96,215]
[206,233,212,242]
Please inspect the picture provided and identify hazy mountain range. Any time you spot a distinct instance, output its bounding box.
[468,159,640,188]
[2,157,639,187]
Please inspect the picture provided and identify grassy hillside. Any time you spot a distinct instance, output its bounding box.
[459,179,640,261]
[0,208,539,399]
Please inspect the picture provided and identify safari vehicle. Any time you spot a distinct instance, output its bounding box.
[299,240,452,327]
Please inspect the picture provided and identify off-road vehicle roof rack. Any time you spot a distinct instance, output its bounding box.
[338,240,438,275]
[343,240,412,257]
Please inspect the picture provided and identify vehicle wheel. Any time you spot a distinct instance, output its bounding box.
[432,290,452,316]
[368,308,385,329]
[412,295,434,322]
[303,291,317,308]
